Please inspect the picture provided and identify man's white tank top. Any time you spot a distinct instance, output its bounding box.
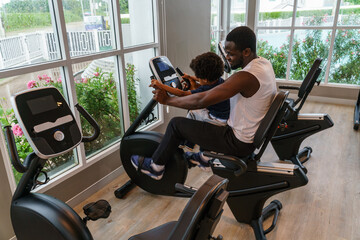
[227,57,276,143]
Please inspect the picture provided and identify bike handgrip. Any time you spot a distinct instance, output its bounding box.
[75,104,101,142]
[175,67,191,91]
[3,125,28,173]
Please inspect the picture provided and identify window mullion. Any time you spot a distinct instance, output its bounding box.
[111,0,130,131]
[222,0,231,40]
[324,0,342,85]
[247,0,258,30]
[50,0,86,166]
[285,0,299,81]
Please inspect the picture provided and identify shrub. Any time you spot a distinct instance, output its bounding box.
[257,14,360,84]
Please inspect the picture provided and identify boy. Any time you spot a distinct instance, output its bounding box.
[151,51,229,127]
[150,52,230,170]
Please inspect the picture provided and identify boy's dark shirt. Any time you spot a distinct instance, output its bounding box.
[190,78,230,120]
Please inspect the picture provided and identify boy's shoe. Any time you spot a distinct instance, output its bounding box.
[131,155,164,180]
[185,152,211,172]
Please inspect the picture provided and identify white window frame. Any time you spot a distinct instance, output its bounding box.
[215,0,360,90]
[0,0,166,193]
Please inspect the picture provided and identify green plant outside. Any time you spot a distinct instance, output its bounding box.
[2,12,130,31]
[0,64,140,184]
[257,14,360,84]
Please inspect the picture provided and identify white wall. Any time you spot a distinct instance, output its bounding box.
[153,0,212,132]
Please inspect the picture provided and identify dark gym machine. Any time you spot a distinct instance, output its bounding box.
[218,42,334,171]
[354,90,360,130]
[114,55,308,239]
[4,87,229,240]
[203,90,308,240]
[271,58,334,172]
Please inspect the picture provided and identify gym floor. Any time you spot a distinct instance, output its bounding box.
[73,101,360,240]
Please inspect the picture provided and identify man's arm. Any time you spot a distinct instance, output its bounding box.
[153,71,260,110]
[150,79,191,97]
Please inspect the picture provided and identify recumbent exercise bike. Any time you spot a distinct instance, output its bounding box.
[218,42,334,171]
[115,56,309,240]
[271,58,334,172]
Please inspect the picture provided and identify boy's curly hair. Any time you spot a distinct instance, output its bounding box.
[190,52,224,82]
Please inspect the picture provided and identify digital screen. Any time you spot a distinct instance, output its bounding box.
[27,95,58,115]
[157,61,170,72]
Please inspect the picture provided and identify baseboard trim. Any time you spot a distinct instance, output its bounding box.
[66,166,125,207]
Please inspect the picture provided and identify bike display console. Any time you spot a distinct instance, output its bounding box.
[149,56,182,89]
[11,87,82,159]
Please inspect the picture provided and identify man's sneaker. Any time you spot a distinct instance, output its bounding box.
[131,155,164,180]
[185,152,211,171]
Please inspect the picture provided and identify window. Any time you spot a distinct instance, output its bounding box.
[211,0,360,86]
[0,0,162,186]
[256,0,360,84]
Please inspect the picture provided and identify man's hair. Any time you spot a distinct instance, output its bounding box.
[226,26,256,53]
[190,52,224,82]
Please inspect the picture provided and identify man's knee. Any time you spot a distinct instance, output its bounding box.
[168,117,196,136]
[169,117,185,124]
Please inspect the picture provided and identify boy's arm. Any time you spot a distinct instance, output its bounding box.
[150,79,191,97]
[182,74,200,90]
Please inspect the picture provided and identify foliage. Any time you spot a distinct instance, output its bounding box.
[2,0,49,13]
[0,0,130,32]
[257,14,360,85]
[3,12,51,30]
[210,37,216,53]
[0,64,141,184]
[119,0,129,14]
[257,40,288,79]
[125,63,141,123]
[344,0,360,4]
[329,29,360,85]
[230,7,360,23]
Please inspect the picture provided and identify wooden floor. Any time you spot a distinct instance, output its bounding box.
[74,101,360,240]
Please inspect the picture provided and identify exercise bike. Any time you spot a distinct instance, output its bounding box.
[354,90,360,130]
[270,58,334,171]
[115,56,192,198]
[4,86,230,240]
[115,56,309,239]
[217,41,334,171]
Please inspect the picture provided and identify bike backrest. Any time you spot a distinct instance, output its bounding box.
[169,174,229,240]
[128,175,229,240]
[253,91,289,160]
[298,58,322,99]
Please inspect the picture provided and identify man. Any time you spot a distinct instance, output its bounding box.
[131,26,277,180]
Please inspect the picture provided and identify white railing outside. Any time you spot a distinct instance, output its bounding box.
[0,30,115,69]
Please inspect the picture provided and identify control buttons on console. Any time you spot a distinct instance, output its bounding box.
[54,131,65,141]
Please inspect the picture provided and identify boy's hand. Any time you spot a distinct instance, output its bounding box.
[182,74,200,90]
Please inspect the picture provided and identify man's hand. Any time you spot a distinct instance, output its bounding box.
[152,88,169,104]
